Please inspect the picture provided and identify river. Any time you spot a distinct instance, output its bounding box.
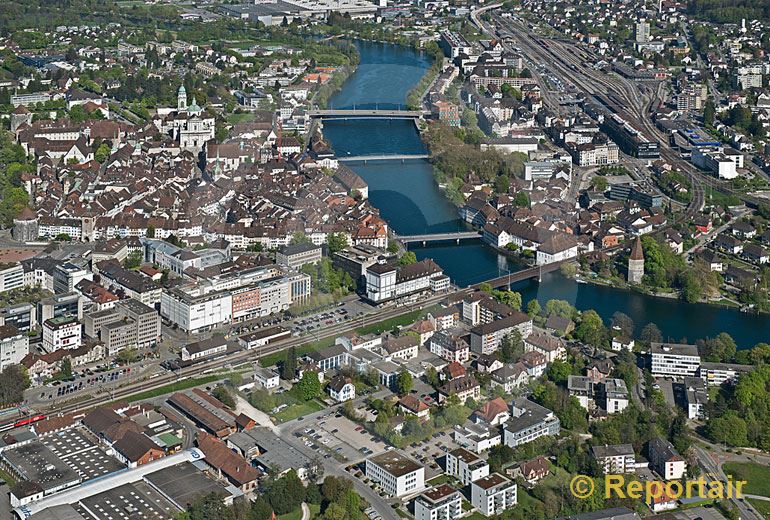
[321,41,770,349]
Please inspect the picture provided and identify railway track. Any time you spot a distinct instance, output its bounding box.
[40,290,461,418]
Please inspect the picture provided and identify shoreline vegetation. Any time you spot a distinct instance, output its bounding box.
[316,40,770,320]
[405,41,444,110]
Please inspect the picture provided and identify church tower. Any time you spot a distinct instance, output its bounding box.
[628,237,645,284]
[177,85,188,111]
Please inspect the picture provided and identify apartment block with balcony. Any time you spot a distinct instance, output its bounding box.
[445,448,489,485]
[471,473,517,517]
[414,484,463,520]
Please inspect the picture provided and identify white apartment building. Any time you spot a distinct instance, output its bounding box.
[414,485,463,520]
[253,367,280,389]
[591,444,636,474]
[698,362,752,386]
[453,423,502,454]
[469,313,533,355]
[648,437,687,480]
[471,473,517,517]
[504,398,561,448]
[365,451,424,498]
[0,325,30,370]
[42,317,81,352]
[365,259,448,304]
[650,343,701,378]
[0,264,24,293]
[445,448,490,485]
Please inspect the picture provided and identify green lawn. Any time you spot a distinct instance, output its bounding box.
[356,306,439,335]
[226,112,256,124]
[127,375,222,402]
[272,400,324,423]
[748,498,770,518]
[277,503,321,520]
[259,337,335,368]
[723,462,770,498]
[259,305,440,368]
[428,474,455,486]
[0,467,17,487]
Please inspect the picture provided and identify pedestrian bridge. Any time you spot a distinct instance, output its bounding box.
[309,108,430,120]
[339,154,430,162]
[397,231,482,244]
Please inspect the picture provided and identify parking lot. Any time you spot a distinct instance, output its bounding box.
[294,413,389,463]
[41,366,137,401]
[403,432,451,481]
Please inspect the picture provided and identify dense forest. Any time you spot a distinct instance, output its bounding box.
[688,0,770,23]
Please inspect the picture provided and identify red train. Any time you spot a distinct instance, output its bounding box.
[0,414,46,431]
[14,414,46,427]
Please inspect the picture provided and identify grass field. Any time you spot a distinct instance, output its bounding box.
[226,112,256,124]
[127,375,222,402]
[723,462,770,498]
[0,467,17,488]
[277,503,321,520]
[259,337,335,368]
[272,400,324,423]
[259,305,439,368]
[748,498,770,518]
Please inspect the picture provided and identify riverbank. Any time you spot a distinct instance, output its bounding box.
[317,40,770,347]
[572,268,763,314]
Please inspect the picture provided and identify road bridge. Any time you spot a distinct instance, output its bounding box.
[309,108,429,119]
[397,231,481,244]
[339,154,430,163]
[472,260,567,289]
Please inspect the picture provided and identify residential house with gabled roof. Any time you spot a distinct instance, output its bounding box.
[524,329,566,362]
[197,432,260,493]
[327,374,355,402]
[438,375,480,404]
[112,430,165,468]
[473,397,510,426]
[490,363,529,393]
[399,395,430,420]
[508,456,549,484]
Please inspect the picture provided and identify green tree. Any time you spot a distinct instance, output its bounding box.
[706,412,748,446]
[697,332,737,363]
[94,143,111,163]
[640,322,663,343]
[491,289,522,310]
[249,388,276,412]
[703,98,715,127]
[396,370,413,395]
[281,346,297,380]
[116,347,138,364]
[60,357,72,379]
[293,371,321,401]
[178,493,234,520]
[123,250,142,269]
[526,299,541,317]
[499,330,524,363]
[545,299,576,320]
[513,191,530,208]
[494,174,510,194]
[212,385,235,408]
[592,175,609,192]
[399,251,417,266]
[291,232,312,245]
[327,232,348,254]
[546,359,571,384]
[575,310,607,348]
